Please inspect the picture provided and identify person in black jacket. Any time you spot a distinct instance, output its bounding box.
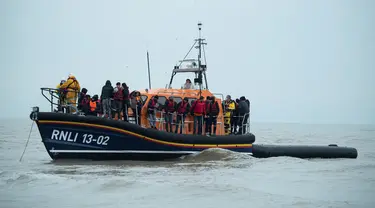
[122,83,130,121]
[207,96,220,136]
[100,80,114,119]
[237,96,250,134]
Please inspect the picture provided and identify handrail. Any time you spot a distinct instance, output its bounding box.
[212,93,224,101]
[40,87,80,114]
[156,90,199,97]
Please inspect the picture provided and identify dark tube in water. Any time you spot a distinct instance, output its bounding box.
[252,144,358,159]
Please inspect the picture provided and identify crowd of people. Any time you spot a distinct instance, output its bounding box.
[146,94,250,136]
[55,74,250,136]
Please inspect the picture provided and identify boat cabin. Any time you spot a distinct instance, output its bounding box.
[127,88,226,135]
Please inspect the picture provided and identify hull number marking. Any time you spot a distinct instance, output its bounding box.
[50,129,110,146]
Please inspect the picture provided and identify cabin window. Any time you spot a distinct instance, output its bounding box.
[156,96,167,106]
[173,97,182,104]
[140,95,148,103]
[186,98,196,106]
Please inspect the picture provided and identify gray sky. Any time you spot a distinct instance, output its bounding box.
[1,0,374,124]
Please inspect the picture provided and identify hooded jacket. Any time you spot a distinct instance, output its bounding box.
[101,80,114,100]
[238,100,250,115]
[59,75,80,100]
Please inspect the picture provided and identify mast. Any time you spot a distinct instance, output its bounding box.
[168,22,208,90]
[147,51,152,89]
[195,22,208,93]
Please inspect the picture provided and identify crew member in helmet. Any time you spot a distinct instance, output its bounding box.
[59,73,81,113]
[223,95,235,135]
[56,77,66,112]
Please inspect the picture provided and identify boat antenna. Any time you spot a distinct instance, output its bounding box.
[167,22,208,90]
[147,51,152,89]
[195,22,207,95]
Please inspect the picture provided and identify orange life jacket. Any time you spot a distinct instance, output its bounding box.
[90,100,97,112]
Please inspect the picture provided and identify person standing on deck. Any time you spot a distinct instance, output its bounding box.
[59,73,80,113]
[237,96,250,134]
[175,97,190,134]
[56,77,66,112]
[223,95,235,135]
[164,96,177,132]
[100,80,114,119]
[113,82,124,120]
[191,96,206,135]
[122,83,130,122]
[130,91,143,125]
[207,96,220,136]
[204,96,212,135]
[87,95,100,116]
[77,88,88,112]
[147,95,159,129]
[231,98,240,135]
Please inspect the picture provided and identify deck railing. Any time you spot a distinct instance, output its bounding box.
[41,87,251,135]
[147,110,250,135]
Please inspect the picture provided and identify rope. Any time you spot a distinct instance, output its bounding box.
[178,40,198,68]
[19,121,34,162]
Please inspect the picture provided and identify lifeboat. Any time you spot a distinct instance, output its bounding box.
[30,23,255,161]
[29,23,357,161]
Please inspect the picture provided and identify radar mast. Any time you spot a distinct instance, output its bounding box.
[168,22,208,92]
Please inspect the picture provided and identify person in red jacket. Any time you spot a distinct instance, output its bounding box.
[163,96,177,132]
[113,82,124,120]
[175,97,190,134]
[191,96,206,135]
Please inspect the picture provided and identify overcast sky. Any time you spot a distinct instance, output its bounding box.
[1,0,374,124]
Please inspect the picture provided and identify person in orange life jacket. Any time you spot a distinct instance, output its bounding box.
[175,97,190,134]
[121,83,130,122]
[204,96,212,135]
[191,96,206,135]
[163,96,177,132]
[113,82,124,120]
[207,96,220,136]
[147,95,159,129]
[77,88,88,111]
[130,91,143,125]
[86,94,100,116]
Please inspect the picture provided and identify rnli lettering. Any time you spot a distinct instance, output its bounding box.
[51,129,78,142]
[50,129,110,146]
